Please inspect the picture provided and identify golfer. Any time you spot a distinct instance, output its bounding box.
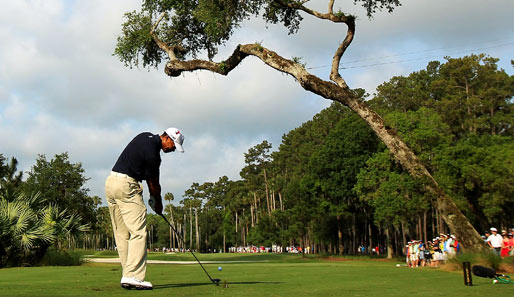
[105,127,184,290]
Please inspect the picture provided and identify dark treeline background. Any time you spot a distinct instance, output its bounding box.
[1,54,513,266]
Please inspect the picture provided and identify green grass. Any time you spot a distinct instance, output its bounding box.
[85,250,388,262]
[0,254,512,296]
[146,251,324,262]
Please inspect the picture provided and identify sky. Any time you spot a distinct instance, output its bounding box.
[1,0,513,206]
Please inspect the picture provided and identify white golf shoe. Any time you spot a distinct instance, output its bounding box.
[121,276,153,290]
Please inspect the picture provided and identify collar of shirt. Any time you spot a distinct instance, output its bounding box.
[152,133,162,151]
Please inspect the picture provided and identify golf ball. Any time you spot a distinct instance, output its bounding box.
[218,266,222,271]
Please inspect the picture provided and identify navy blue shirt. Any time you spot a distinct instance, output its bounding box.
[112,132,162,182]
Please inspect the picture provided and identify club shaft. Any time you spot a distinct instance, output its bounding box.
[159,214,216,283]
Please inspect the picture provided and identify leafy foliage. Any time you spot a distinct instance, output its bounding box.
[374,54,514,137]
[0,155,23,201]
[355,151,428,228]
[307,109,380,217]
[114,11,160,68]
[354,0,401,17]
[433,135,514,231]
[24,153,96,227]
[114,0,401,67]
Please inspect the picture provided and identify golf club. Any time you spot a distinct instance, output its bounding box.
[158,213,221,286]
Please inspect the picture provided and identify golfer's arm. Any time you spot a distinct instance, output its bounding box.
[146,175,162,201]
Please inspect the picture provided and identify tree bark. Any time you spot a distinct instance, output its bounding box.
[368,222,373,255]
[351,213,356,255]
[432,207,436,239]
[183,213,187,250]
[264,168,271,216]
[189,207,193,250]
[272,191,276,211]
[195,208,200,251]
[169,208,174,249]
[401,222,407,248]
[254,192,259,224]
[423,211,428,244]
[337,215,344,255]
[385,227,393,259]
[279,191,283,211]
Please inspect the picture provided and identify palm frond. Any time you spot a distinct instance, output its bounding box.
[20,232,39,250]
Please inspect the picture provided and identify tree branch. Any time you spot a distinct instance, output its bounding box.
[150,12,177,60]
[165,45,249,77]
[150,11,188,62]
[150,12,166,34]
[330,18,355,89]
[165,43,352,101]
[328,0,335,14]
[275,1,355,89]
[276,0,349,22]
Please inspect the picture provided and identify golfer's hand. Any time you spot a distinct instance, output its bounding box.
[154,199,163,215]
[149,195,163,215]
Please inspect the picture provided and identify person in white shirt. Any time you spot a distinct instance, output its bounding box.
[487,227,503,256]
[446,235,455,256]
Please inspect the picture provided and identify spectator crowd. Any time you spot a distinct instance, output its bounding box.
[404,227,514,268]
[152,227,514,262]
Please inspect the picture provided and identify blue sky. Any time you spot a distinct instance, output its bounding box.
[1,0,513,205]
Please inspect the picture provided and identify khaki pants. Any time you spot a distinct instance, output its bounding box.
[105,173,147,280]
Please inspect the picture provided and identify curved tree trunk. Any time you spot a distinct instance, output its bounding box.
[162,44,485,250]
[139,0,487,251]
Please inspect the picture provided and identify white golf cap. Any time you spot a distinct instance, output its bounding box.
[490,227,497,232]
[165,127,185,153]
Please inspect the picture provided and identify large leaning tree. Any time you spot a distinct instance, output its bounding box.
[115,0,484,249]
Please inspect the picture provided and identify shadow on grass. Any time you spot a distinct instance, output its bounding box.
[154,281,284,289]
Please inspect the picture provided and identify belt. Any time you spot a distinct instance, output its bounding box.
[110,171,136,180]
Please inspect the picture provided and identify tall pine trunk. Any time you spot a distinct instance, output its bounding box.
[195,208,199,251]
[337,215,344,255]
[385,227,393,259]
[189,207,193,250]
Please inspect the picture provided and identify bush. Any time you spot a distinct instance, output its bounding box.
[483,252,503,271]
[446,251,507,272]
[39,249,85,266]
[500,256,514,273]
[93,250,119,257]
[450,252,477,268]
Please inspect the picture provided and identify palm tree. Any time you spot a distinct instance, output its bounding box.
[0,190,89,267]
[0,192,54,266]
[164,192,175,249]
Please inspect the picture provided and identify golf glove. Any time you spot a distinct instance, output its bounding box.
[149,195,157,212]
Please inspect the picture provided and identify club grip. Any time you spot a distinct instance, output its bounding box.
[148,195,156,212]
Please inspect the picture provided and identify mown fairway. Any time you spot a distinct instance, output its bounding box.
[0,254,511,296]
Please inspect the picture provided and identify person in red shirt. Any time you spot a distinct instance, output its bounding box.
[504,232,514,257]
[500,230,510,258]
[451,235,460,253]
